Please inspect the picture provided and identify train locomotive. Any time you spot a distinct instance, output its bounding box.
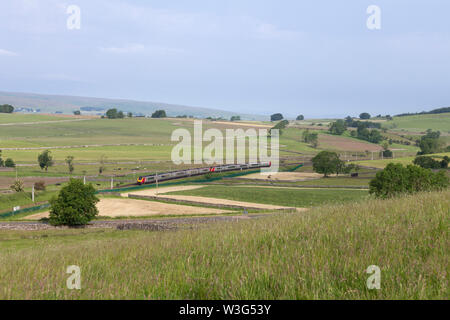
[137,162,271,185]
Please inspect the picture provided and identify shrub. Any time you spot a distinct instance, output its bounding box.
[4,158,15,168]
[10,179,24,192]
[413,156,442,169]
[34,181,46,191]
[369,163,449,198]
[49,179,99,226]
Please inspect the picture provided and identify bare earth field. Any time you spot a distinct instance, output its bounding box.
[239,172,322,181]
[24,198,230,220]
[319,134,383,152]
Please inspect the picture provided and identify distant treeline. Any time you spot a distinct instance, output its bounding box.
[0,104,14,113]
[395,107,450,117]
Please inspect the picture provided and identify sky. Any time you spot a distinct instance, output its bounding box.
[0,0,449,118]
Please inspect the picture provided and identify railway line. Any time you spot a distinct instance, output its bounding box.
[123,162,272,187]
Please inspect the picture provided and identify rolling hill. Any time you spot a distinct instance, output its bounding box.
[0,91,266,120]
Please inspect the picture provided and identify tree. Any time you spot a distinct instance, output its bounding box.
[151,110,167,118]
[117,111,124,119]
[4,158,15,168]
[270,113,283,121]
[328,120,346,135]
[230,115,241,121]
[65,156,75,174]
[38,150,54,171]
[369,163,449,198]
[381,142,393,158]
[417,130,443,155]
[105,108,118,119]
[0,104,14,113]
[127,112,133,118]
[413,156,448,169]
[49,179,99,226]
[302,130,319,148]
[73,110,81,115]
[359,112,371,119]
[0,150,4,167]
[296,115,304,120]
[312,151,343,177]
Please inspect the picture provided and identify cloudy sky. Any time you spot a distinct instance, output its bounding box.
[0,0,449,117]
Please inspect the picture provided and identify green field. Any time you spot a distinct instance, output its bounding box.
[0,113,70,124]
[0,190,447,299]
[355,152,450,169]
[385,113,450,132]
[167,185,368,207]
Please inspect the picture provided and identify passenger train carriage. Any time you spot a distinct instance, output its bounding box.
[137,162,271,185]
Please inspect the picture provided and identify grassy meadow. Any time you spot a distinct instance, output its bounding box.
[0,190,447,299]
[385,112,450,132]
[355,152,450,169]
[167,185,369,207]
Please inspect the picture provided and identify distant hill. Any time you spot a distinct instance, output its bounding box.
[395,107,450,117]
[0,91,266,120]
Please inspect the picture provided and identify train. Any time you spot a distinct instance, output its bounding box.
[137,162,271,185]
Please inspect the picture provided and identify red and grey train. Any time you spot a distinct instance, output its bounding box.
[137,162,271,185]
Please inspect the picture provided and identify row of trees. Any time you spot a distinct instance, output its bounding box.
[37,150,109,175]
[417,129,446,155]
[413,155,449,169]
[369,163,448,198]
[0,150,15,168]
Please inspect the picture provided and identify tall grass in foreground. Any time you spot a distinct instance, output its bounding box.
[0,191,448,299]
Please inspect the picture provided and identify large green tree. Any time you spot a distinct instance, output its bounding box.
[312,151,343,177]
[49,179,99,226]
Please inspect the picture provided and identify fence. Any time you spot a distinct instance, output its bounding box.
[0,203,50,219]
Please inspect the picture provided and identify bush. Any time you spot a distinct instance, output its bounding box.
[413,156,442,169]
[49,179,99,226]
[369,163,449,198]
[10,179,24,192]
[4,158,15,168]
[34,181,46,191]
[296,115,304,120]
[382,149,393,158]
